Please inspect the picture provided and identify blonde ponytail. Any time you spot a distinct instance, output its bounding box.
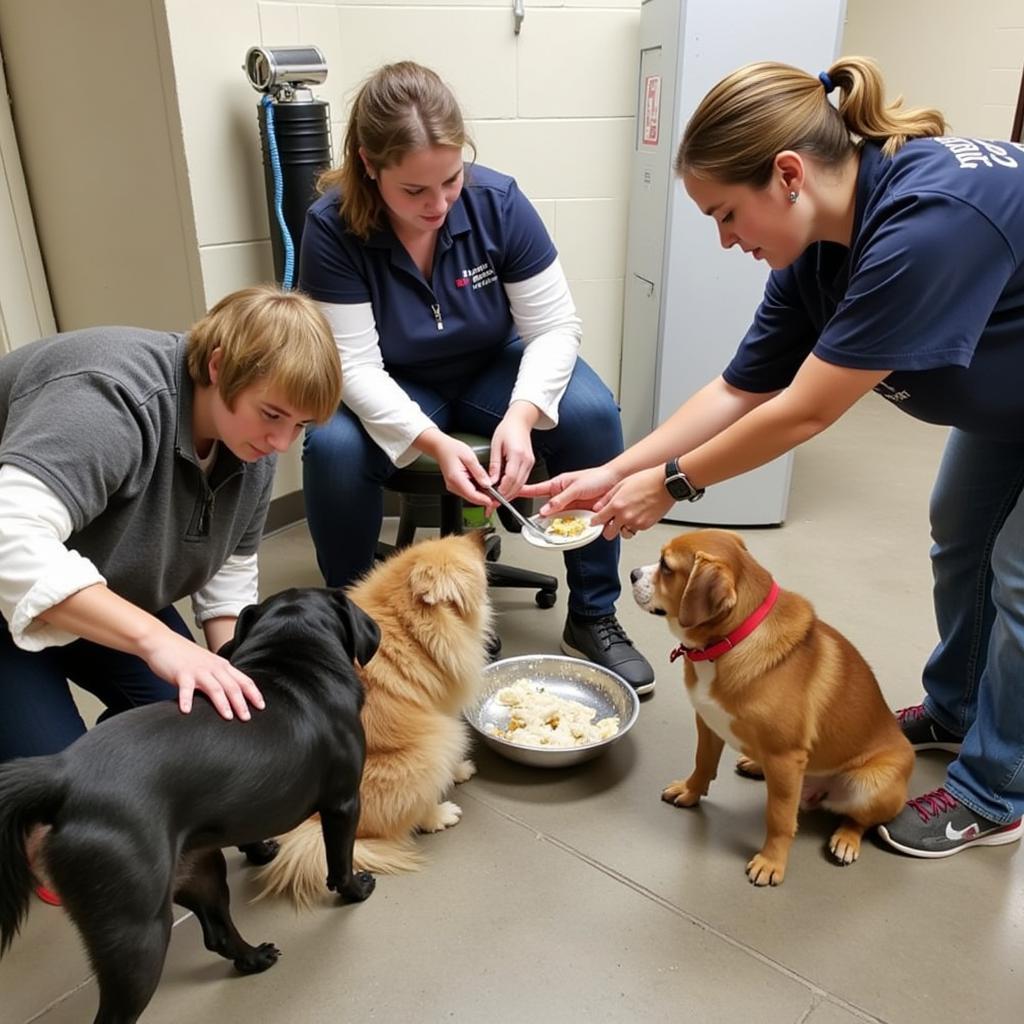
[676,56,947,184]
[828,56,947,157]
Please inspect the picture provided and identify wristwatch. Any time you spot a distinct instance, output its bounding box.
[664,459,705,502]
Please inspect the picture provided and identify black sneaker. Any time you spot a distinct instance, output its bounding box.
[897,703,963,752]
[561,614,655,695]
[877,787,1023,858]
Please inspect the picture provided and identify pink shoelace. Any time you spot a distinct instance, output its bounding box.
[906,786,958,823]
[896,704,927,725]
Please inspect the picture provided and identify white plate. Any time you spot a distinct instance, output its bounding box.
[521,508,604,551]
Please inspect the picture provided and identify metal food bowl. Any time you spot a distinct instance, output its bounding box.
[464,654,640,768]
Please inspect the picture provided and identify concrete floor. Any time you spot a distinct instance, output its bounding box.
[3,398,1022,1023]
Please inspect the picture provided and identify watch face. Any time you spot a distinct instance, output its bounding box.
[665,461,703,501]
[665,474,693,501]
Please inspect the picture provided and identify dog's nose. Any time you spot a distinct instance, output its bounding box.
[629,568,643,583]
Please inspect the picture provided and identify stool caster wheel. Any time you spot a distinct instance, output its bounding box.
[535,589,557,609]
[485,631,503,660]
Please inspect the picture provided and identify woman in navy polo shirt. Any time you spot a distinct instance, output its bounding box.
[526,56,1024,860]
[299,61,654,694]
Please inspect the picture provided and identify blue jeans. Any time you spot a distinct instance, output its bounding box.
[303,342,624,619]
[0,606,187,761]
[922,428,1024,823]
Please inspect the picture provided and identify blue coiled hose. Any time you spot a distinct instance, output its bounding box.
[261,94,295,290]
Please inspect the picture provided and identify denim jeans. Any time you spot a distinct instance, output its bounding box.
[922,428,1024,823]
[303,342,624,620]
[0,605,188,761]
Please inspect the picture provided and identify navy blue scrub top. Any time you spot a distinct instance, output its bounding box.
[725,138,1024,441]
[299,164,557,386]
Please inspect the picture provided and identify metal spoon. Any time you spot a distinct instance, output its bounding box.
[483,484,573,544]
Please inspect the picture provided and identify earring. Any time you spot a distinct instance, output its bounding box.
[788,190,798,204]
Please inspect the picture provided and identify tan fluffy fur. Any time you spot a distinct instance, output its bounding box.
[632,529,913,887]
[256,533,491,908]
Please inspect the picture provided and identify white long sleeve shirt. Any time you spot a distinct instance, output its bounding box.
[0,465,258,650]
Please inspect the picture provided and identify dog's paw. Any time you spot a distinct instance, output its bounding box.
[746,853,786,887]
[829,827,862,866]
[233,942,281,974]
[661,779,702,808]
[420,801,463,832]
[453,759,477,784]
[330,870,376,903]
[343,870,376,903]
[238,838,280,866]
[734,756,764,780]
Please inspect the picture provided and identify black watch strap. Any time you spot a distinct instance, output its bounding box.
[664,459,705,502]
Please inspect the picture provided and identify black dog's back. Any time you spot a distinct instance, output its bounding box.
[0,586,380,1024]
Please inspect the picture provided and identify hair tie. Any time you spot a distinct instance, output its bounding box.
[818,71,835,95]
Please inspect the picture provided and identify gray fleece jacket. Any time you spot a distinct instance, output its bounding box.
[0,327,274,613]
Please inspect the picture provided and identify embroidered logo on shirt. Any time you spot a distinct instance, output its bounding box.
[460,262,498,291]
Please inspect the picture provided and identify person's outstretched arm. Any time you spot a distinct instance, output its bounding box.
[520,374,775,512]
[0,466,262,720]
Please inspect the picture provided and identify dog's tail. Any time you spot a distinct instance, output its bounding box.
[0,759,65,956]
[254,817,422,910]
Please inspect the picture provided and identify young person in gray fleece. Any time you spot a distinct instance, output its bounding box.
[0,284,341,766]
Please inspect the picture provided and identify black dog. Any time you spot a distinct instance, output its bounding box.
[0,587,379,1024]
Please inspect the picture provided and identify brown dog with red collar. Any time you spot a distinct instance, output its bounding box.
[631,529,913,886]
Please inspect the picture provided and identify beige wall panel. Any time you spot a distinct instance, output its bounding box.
[258,1,300,42]
[843,0,1023,138]
[302,0,509,5]
[562,0,641,7]
[531,199,556,239]
[570,277,625,395]
[518,8,640,118]
[0,44,55,349]
[554,199,628,281]
[0,0,200,331]
[335,7,517,121]
[468,118,633,200]
[271,446,303,500]
[165,0,268,247]
[199,241,276,307]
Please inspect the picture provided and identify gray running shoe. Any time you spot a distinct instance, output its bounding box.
[877,787,1023,858]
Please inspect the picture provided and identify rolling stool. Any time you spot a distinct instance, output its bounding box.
[377,433,559,656]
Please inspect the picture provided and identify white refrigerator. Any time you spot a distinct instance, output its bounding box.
[619,0,846,525]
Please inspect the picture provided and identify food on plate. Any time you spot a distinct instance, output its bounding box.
[546,515,589,538]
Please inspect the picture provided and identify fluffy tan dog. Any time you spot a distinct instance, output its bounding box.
[631,529,913,887]
[257,532,491,907]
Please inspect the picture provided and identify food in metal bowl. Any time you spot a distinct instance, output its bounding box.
[465,655,640,768]
[487,680,619,747]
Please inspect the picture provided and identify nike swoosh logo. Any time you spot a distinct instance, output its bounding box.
[946,821,979,841]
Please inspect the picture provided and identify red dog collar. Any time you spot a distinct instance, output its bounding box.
[670,579,780,663]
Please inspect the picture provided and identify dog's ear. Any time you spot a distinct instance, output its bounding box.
[678,552,737,629]
[218,602,262,659]
[408,559,472,614]
[331,592,381,667]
